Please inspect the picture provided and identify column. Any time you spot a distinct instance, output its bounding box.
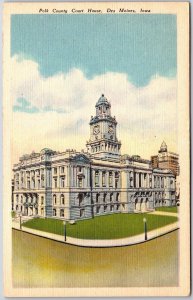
[92,170,95,187]
[84,167,87,188]
[141,173,144,188]
[87,167,90,187]
[136,173,139,188]
[67,166,70,187]
[146,174,149,188]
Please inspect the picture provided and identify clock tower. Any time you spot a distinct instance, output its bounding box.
[86,94,121,159]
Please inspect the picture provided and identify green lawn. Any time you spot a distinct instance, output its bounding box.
[155,206,178,213]
[22,213,178,240]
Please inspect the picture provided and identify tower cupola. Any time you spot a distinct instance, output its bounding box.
[95,94,111,116]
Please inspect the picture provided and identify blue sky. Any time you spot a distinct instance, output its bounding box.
[11,14,178,160]
[11,14,176,87]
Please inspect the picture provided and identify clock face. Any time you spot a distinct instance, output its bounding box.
[93,125,100,135]
[108,125,114,134]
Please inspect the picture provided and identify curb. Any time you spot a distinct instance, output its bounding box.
[12,226,179,248]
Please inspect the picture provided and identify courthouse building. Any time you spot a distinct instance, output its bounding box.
[12,95,176,220]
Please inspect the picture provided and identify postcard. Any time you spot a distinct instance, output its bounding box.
[3,2,190,297]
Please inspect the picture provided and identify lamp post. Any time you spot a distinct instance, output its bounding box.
[143,217,147,241]
[63,221,67,242]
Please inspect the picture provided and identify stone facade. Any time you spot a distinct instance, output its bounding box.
[12,95,176,221]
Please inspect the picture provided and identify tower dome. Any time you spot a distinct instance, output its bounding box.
[95,94,111,107]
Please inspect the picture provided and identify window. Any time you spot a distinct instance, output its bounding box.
[38,180,40,189]
[78,194,84,206]
[116,193,120,202]
[95,171,99,186]
[21,196,23,203]
[41,208,44,216]
[109,172,113,187]
[16,195,19,203]
[80,209,84,217]
[53,209,56,216]
[110,205,113,212]
[60,177,65,188]
[53,194,57,205]
[41,196,44,205]
[78,178,83,187]
[60,209,64,217]
[96,206,100,214]
[103,193,107,203]
[78,166,82,172]
[54,178,57,188]
[61,194,65,205]
[161,177,164,188]
[54,167,57,174]
[61,166,65,173]
[110,193,113,202]
[102,172,106,186]
[104,205,107,212]
[27,181,30,189]
[96,193,99,203]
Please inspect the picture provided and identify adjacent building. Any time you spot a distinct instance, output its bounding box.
[151,141,179,176]
[12,95,176,220]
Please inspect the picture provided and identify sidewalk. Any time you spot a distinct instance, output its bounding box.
[12,220,179,248]
[149,211,178,217]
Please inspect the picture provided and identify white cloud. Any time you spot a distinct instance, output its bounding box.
[11,55,177,163]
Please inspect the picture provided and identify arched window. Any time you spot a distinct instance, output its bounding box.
[61,194,65,205]
[53,194,57,205]
[53,209,56,216]
[16,194,19,203]
[60,209,64,217]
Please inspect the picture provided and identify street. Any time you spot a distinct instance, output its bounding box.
[12,229,179,288]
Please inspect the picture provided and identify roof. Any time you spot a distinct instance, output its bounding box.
[95,94,111,107]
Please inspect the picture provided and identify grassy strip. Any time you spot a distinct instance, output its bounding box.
[23,213,178,240]
[155,206,178,213]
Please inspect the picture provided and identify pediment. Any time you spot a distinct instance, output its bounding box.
[72,154,90,164]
